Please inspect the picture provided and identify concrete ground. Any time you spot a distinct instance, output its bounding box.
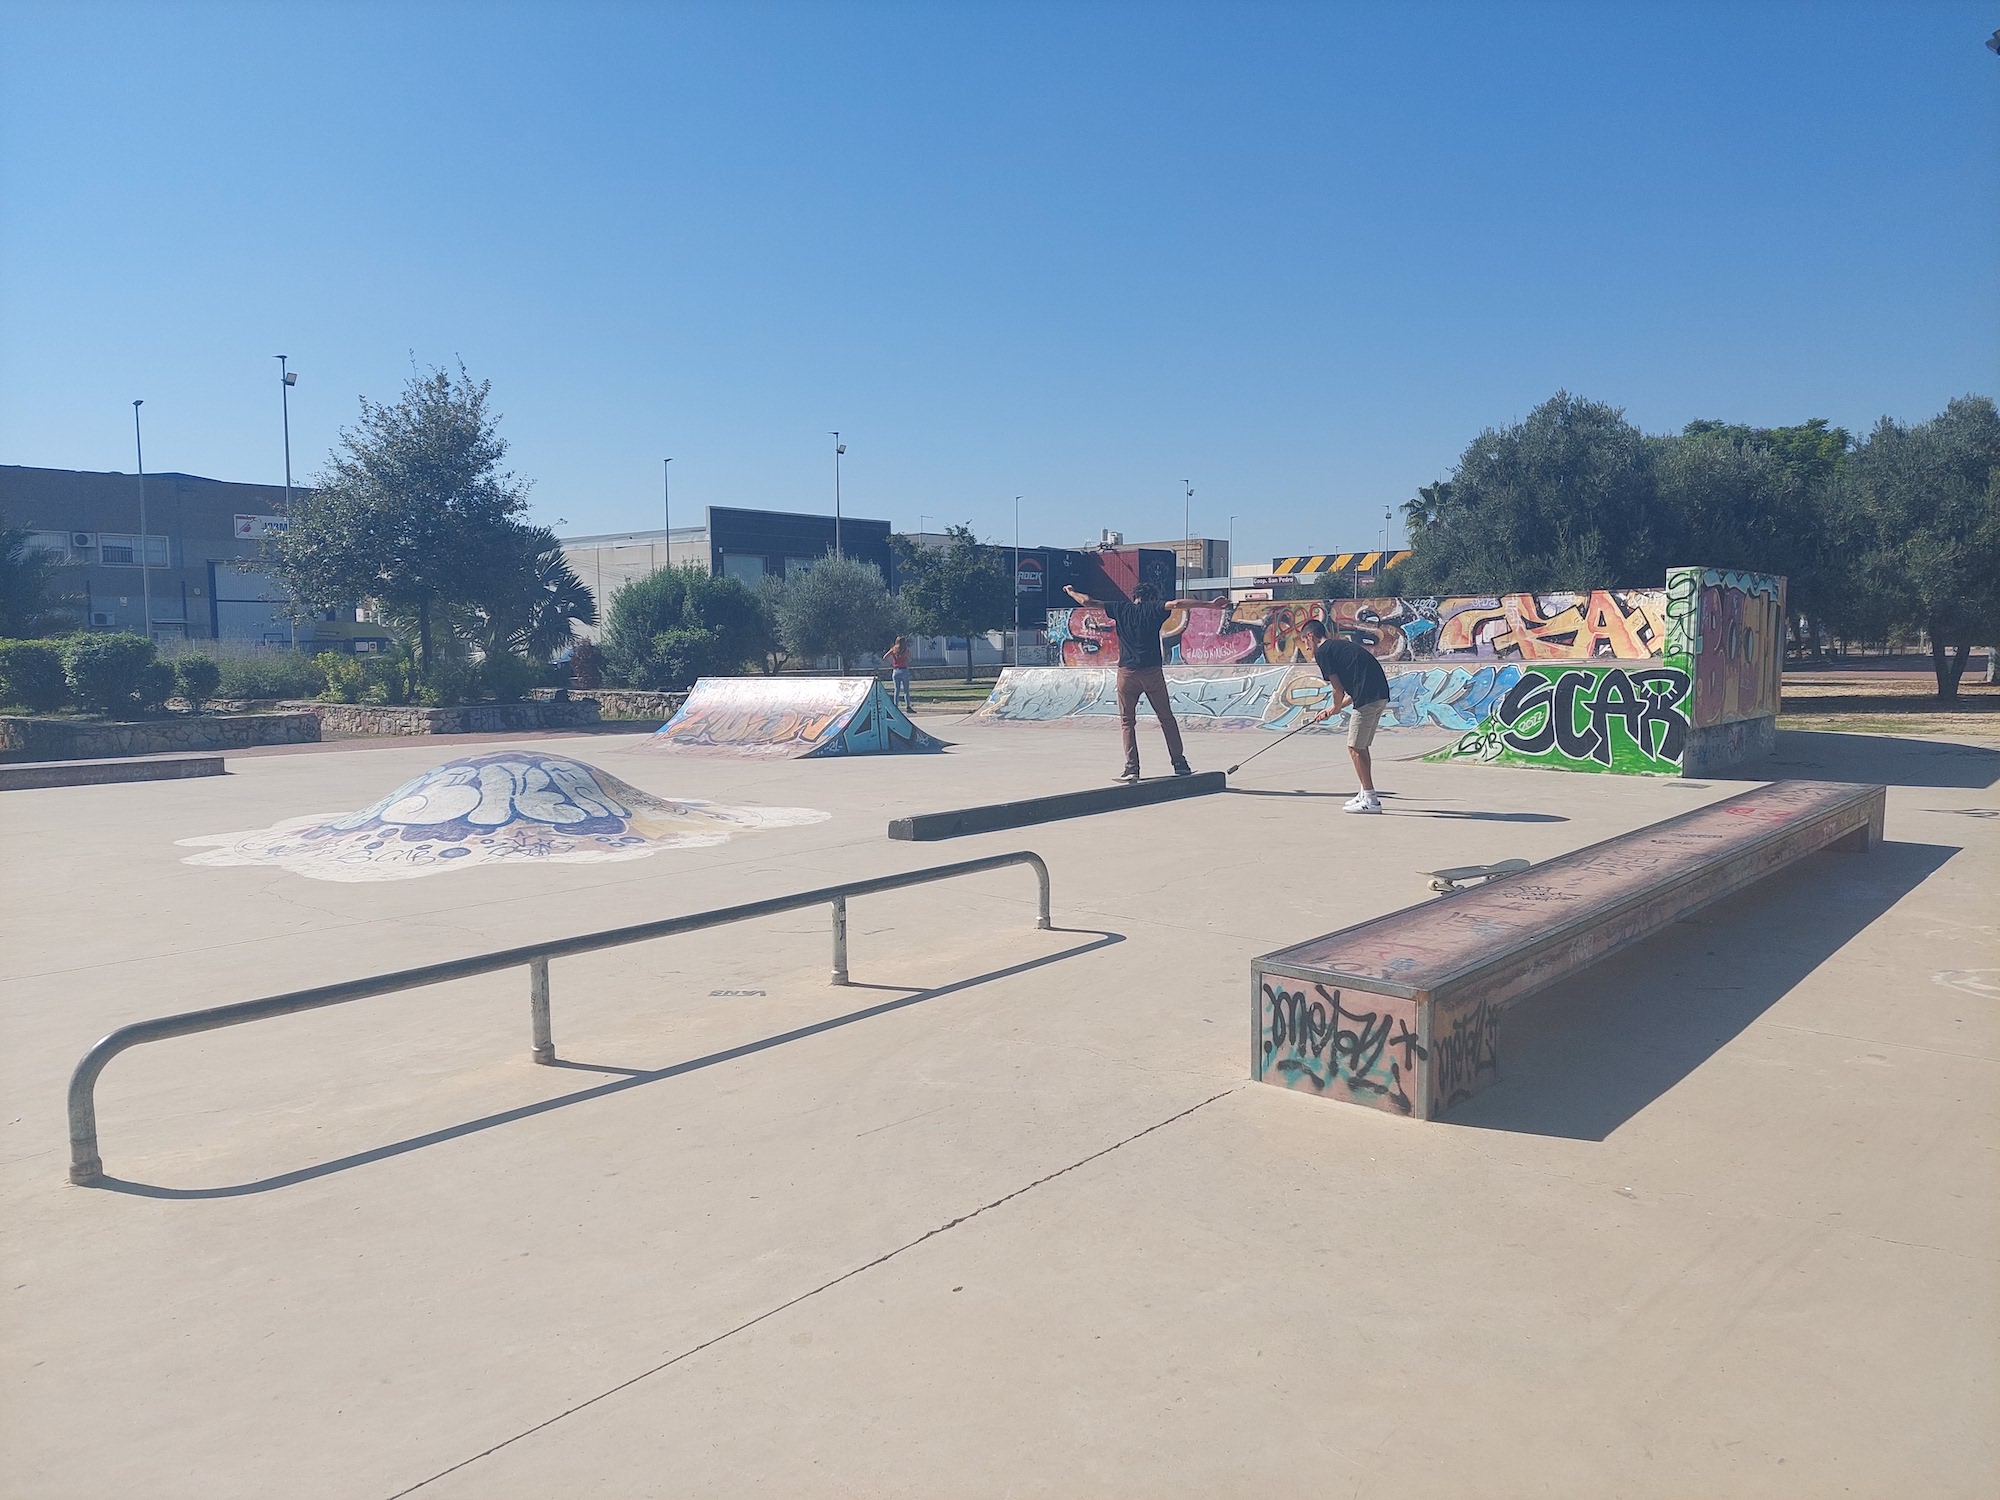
[3,712,1995,1498]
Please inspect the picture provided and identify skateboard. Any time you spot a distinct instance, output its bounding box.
[1421,858,1530,894]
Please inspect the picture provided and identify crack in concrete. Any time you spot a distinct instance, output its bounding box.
[383,1085,1240,1498]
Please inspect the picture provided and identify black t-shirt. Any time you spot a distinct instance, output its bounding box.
[1103,601,1170,670]
[1314,637,1390,705]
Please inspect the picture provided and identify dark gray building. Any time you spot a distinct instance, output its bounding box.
[0,464,379,648]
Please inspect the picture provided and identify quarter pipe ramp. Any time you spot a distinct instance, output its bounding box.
[643,677,950,759]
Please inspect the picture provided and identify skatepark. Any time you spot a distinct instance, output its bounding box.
[4,691,1995,1498]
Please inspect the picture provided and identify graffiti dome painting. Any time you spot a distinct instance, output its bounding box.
[178,753,830,882]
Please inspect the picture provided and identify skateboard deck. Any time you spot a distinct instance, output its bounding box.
[1421,858,1530,893]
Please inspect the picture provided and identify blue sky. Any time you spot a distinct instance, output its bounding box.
[2,1,1994,569]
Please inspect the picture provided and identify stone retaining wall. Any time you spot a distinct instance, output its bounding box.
[315,700,603,737]
[528,688,685,720]
[0,712,321,762]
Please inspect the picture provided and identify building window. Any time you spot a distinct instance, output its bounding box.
[721,553,767,585]
[98,533,169,567]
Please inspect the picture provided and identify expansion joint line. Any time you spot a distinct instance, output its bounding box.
[386,1086,1240,1498]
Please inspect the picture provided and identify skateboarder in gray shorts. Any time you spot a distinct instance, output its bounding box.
[1298,618,1388,813]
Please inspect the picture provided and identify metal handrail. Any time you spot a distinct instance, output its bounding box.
[67,850,1052,1186]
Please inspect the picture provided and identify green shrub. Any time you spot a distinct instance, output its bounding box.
[175,655,221,713]
[601,566,766,690]
[62,632,158,715]
[135,660,175,713]
[361,647,417,705]
[0,639,68,712]
[479,650,538,702]
[315,652,367,703]
[418,657,479,707]
[215,651,326,701]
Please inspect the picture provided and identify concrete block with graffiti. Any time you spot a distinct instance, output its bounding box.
[1428,566,1785,777]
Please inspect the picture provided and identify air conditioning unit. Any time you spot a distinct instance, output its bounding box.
[89,611,116,627]
[72,532,97,549]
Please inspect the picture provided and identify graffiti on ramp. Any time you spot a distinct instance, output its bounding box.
[177,752,829,882]
[642,677,949,758]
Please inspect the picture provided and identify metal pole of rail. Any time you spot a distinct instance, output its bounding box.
[67,850,1054,1185]
[529,958,553,1063]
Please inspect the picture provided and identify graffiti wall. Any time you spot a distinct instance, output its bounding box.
[1259,979,1426,1115]
[976,662,1525,735]
[1045,590,1667,668]
[1426,662,1693,775]
[1666,566,1785,728]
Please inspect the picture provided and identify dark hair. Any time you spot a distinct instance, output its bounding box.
[1131,582,1161,602]
[1300,618,1328,639]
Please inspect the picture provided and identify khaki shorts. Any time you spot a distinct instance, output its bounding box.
[1347,699,1387,751]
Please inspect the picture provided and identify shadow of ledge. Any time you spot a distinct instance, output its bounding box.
[1441,839,1960,1141]
[95,928,1125,1200]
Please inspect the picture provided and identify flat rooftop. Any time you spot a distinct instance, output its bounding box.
[3,715,1995,1497]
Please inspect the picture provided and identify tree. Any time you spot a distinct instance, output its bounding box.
[772,556,905,674]
[600,564,766,690]
[1837,396,2000,700]
[267,364,531,675]
[461,527,598,665]
[892,525,1011,680]
[1396,393,1669,594]
[755,576,796,675]
[1661,418,1850,656]
[0,520,81,638]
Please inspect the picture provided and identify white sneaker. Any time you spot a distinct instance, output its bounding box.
[1343,792,1383,814]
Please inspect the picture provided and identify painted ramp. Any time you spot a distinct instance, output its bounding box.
[644,677,949,759]
[975,663,1524,735]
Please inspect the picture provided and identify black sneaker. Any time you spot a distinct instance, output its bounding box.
[1171,760,1194,777]
[1115,767,1142,784]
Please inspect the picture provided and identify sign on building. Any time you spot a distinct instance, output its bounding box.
[233,514,289,539]
[1015,556,1044,594]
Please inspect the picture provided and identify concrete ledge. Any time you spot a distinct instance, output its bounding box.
[0,753,225,790]
[889,770,1227,841]
[315,701,602,737]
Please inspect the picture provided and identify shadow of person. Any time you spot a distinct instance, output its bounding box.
[1441,839,1960,1141]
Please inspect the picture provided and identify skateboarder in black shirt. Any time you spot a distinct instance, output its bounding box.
[1299,618,1389,813]
[1062,580,1214,782]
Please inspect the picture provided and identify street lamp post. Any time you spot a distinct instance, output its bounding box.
[663,458,673,568]
[132,400,150,640]
[829,432,846,558]
[277,357,298,647]
[1228,514,1237,600]
[1182,479,1193,595]
[1012,495,1022,667]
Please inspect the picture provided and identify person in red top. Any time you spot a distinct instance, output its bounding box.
[1062,580,1214,782]
[882,635,913,710]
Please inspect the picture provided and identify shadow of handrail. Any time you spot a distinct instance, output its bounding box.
[97,927,1124,1199]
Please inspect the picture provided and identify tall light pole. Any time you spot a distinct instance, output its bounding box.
[1012,495,1022,666]
[1182,478,1193,595]
[132,400,150,640]
[277,357,298,648]
[1383,505,1393,594]
[662,458,673,567]
[829,432,846,558]
[1228,513,1237,598]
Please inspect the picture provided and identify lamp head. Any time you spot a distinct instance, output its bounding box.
[836,444,846,455]
[132,398,142,409]
[283,372,297,386]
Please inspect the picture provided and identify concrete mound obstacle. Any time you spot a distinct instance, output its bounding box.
[177,751,829,882]
[643,676,949,759]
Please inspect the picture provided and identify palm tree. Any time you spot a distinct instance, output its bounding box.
[1402,481,1452,534]
[0,519,82,637]
[473,527,598,662]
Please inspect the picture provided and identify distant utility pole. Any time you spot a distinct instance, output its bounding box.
[1228,514,1237,598]
[132,400,150,640]
[663,458,673,566]
[830,432,846,558]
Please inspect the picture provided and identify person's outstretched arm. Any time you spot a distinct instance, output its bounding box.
[1062,584,1105,607]
[1167,596,1226,612]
